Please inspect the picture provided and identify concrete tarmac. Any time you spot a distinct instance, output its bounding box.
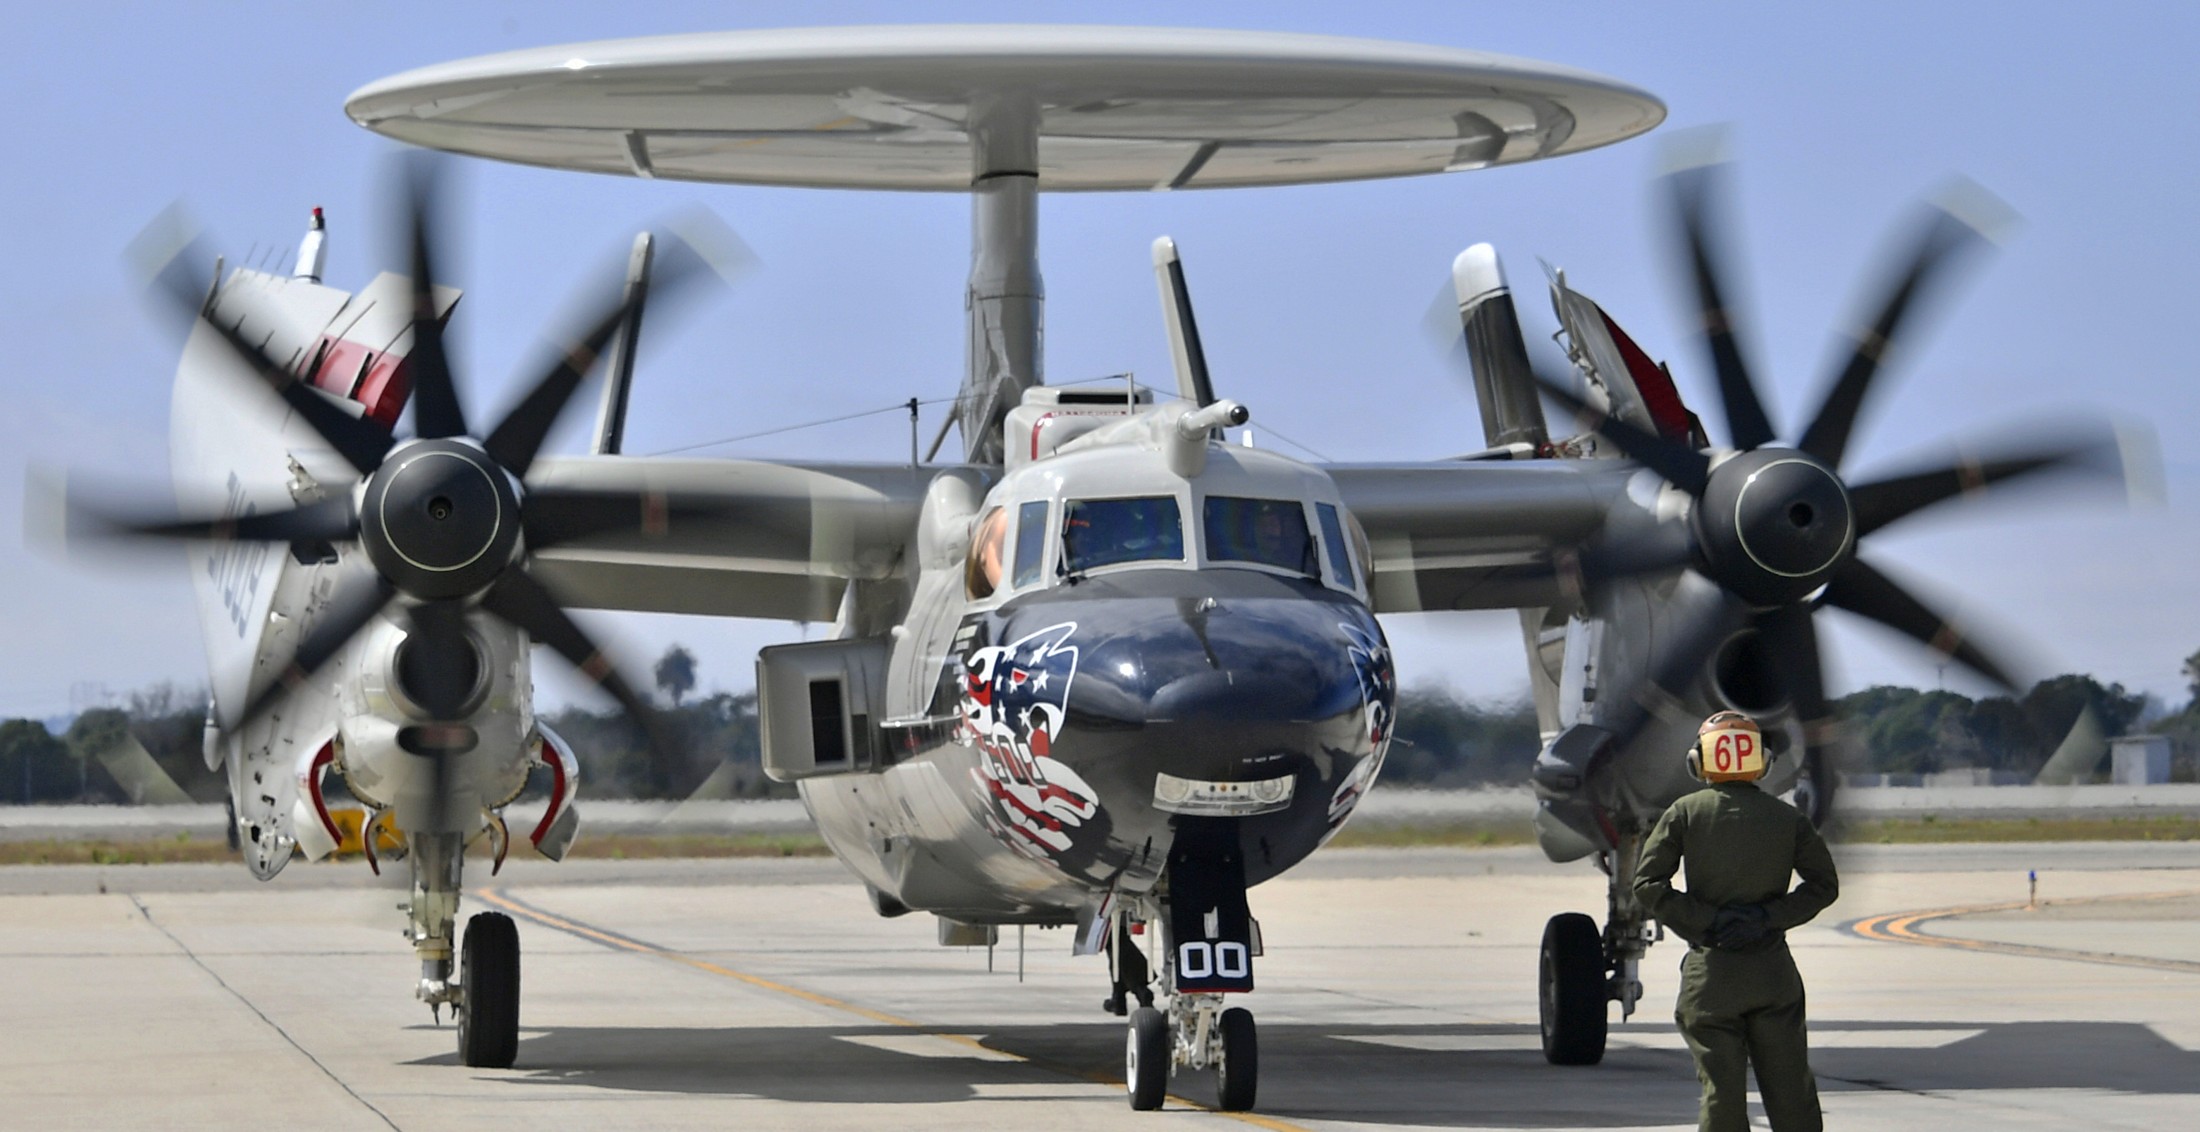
[2,844,2196,1130]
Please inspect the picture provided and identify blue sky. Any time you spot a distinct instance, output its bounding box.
[5,2,2198,716]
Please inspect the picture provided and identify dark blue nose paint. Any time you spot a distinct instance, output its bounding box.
[961,568,1394,887]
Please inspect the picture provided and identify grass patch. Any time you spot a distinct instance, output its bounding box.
[8,815,2196,867]
[1327,819,1538,849]
[1833,814,2200,844]
[0,837,239,866]
[0,830,834,867]
[1328,813,2200,850]
[561,832,830,860]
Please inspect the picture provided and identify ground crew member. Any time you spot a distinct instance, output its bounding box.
[1633,711,1839,1131]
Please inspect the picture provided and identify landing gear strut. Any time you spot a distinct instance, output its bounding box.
[1120,942,1262,1113]
[1120,827,1262,1112]
[405,830,522,1068]
[1539,826,1658,1067]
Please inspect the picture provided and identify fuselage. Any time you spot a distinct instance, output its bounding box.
[797,400,1396,924]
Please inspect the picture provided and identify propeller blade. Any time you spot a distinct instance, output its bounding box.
[234,571,395,732]
[1796,199,1997,468]
[482,231,720,478]
[1755,603,1837,826]
[1667,157,1777,450]
[1849,439,2108,538]
[1821,555,2019,690]
[398,154,468,441]
[131,209,395,476]
[157,288,394,476]
[480,297,632,478]
[1534,369,1713,495]
[478,567,677,761]
[74,495,358,547]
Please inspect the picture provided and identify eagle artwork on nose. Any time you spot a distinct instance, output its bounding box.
[961,621,1100,858]
[1328,621,1398,829]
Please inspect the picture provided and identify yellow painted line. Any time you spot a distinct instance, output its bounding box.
[1849,889,2200,975]
[479,888,1309,1131]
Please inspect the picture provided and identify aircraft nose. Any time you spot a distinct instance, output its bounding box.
[1053,578,1383,780]
[1141,614,1364,725]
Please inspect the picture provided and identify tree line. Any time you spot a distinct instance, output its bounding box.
[4,646,2195,805]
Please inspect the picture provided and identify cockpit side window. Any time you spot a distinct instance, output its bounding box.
[965,507,1007,600]
[1204,496,1317,577]
[1062,496,1184,574]
[1315,502,1356,589]
[1012,500,1049,588]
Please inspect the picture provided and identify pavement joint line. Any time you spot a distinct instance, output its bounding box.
[479,887,1312,1132]
[1845,889,2200,974]
[127,894,403,1131]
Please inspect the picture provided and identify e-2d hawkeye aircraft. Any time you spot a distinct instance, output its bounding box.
[59,26,2129,1114]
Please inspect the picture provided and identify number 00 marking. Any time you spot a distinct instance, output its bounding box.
[1178,941,1250,980]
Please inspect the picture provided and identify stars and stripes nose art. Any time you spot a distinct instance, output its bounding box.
[960,622,1099,857]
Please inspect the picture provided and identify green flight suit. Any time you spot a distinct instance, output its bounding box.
[1633,781,1840,1132]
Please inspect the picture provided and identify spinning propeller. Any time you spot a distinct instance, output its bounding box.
[85,155,737,795]
[1539,155,2123,823]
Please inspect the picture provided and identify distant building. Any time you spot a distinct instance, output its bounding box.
[2111,736,2171,786]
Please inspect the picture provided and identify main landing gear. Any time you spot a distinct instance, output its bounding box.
[1539,828,1658,1066]
[1117,826,1261,1112]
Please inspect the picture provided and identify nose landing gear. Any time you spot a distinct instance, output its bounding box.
[1120,824,1262,1112]
[1123,989,1261,1111]
[405,831,522,1068]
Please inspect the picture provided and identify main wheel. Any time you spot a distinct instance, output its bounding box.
[1126,1005,1170,1110]
[457,911,520,1068]
[1216,1006,1258,1111]
[1539,912,1607,1066]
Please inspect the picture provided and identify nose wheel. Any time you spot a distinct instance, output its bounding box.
[1215,1005,1259,1111]
[456,910,520,1068]
[1122,994,1260,1111]
[1126,1006,1169,1110]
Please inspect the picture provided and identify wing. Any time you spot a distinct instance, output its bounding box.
[1327,460,1629,614]
[521,456,936,621]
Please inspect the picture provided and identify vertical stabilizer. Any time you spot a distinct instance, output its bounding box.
[1452,245,1548,451]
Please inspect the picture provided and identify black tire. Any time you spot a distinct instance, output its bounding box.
[457,911,520,1068]
[1539,912,1607,1066]
[1216,1006,1258,1112]
[1126,1005,1170,1110]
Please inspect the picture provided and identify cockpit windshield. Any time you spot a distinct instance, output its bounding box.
[1204,496,1318,576]
[1062,496,1185,574]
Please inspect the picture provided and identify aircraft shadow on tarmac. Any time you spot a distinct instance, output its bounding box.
[406,1018,2200,1124]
